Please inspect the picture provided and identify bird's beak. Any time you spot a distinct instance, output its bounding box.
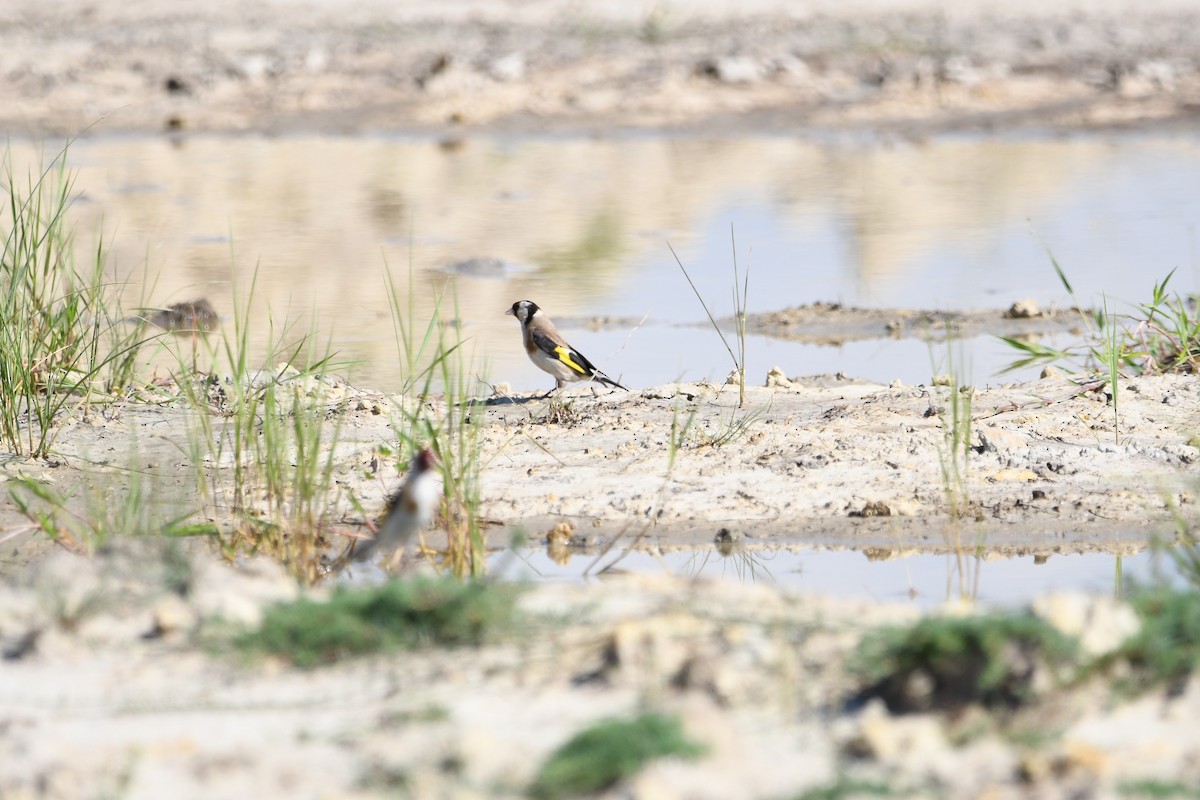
[504,307,514,316]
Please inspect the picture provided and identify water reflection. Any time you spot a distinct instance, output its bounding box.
[678,542,780,584]
[6,133,1199,389]
[491,540,1168,608]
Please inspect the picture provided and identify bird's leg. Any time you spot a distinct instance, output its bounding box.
[384,547,406,575]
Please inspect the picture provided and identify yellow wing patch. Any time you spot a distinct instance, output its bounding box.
[554,345,587,375]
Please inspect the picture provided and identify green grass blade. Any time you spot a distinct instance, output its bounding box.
[668,241,739,370]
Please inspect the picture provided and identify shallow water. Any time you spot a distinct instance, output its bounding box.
[10,131,1200,391]
[490,543,1179,608]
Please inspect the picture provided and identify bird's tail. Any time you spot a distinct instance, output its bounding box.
[594,371,627,391]
[326,532,375,575]
[349,534,378,563]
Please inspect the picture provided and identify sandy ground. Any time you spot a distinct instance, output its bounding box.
[3,368,1195,564]
[4,1,1200,797]
[4,0,1200,137]
[474,371,1197,552]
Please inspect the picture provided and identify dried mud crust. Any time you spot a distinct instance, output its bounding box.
[4,1,1200,136]
[735,301,1087,345]
[477,373,1198,551]
[561,302,1087,346]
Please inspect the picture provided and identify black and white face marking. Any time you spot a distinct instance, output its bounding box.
[507,300,539,323]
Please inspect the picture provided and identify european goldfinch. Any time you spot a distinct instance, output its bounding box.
[506,300,627,394]
[353,448,441,572]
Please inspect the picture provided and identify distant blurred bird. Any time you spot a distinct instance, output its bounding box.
[506,300,627,396]
[128,299,220,334]
[353,448,441,572]
[126,299,220,372]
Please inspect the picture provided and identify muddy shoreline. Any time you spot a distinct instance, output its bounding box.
[476,373,1198,544]
[3,369,1194,569]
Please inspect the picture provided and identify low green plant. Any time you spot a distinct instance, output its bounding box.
[1001,254,1198,380]
[852,611,1078,713]
[357,764,411,793]
[1097,588,1200,693]
[249,376,347,581]
[160,538,197,597]
[530,712,706,799]
[1099,296,1124,444]
[668,392,700,461]
[1134,269,1200,373]
[237,577,521,668]
[669,225,750,407]
[1118,778,1200,799]
[536,396,581,425]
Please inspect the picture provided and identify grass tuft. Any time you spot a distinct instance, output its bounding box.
[929,340,984,600]
[852,611,1078,713]
[1001,255,1198,379]
[669,225,750,407]
[0,143,158,457]
[1117,778,1200,799]
[384,266,489,579]
[530,712,706,799]
[3,146,492,586]
[1096,588,1200,694]
[238,577,521,668]
[930,344,974,522]
[176,265,352,583]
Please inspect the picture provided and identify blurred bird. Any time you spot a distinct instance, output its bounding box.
[353,448,441,572]
[127,299,220,334]
[506,300,627,396]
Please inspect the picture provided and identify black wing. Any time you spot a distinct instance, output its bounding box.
[531,329,596,377]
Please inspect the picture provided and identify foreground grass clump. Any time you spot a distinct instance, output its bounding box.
[852,612,1078,713]
[1,146,151,457]
[385,273,489,579]
[1117,778,1200,799]
[1100,588,1200,693]
[238,578,521,668]
[530,712,706,799]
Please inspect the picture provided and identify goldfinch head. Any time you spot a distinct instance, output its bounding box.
[506,300,539,323]
[411,447,438,473]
